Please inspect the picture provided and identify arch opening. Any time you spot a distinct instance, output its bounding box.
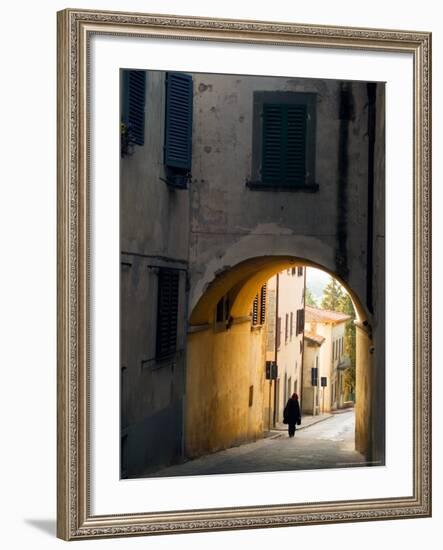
[185,256,378,467]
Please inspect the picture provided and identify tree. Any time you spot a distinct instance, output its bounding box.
[305,287,318,307]
[320,277,356,400]
[320,278,344,311]
[339,292,356,398]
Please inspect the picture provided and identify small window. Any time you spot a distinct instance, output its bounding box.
[290,311,294,339]
[249,92,317,191]
[156,269,180,360]
[298,266,304,276]
[251,284,267,327]
[285,313,289,342]
[296,308,305,335]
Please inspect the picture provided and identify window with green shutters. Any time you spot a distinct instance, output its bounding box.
[164,72,193,188]
[262,103,307,186]
[250,91,317,191]
[156,269,180,360]
[251,284,267,327]
[121,70,146,156]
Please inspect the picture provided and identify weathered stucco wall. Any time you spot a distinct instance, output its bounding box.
[188,74,372,313]
[355,324,373,455]
[120,71,190,476]
[186,320,266,458]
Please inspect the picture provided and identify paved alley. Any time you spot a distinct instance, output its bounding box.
[143,410,376,478]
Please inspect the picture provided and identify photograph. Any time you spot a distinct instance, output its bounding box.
[119,69,386,479]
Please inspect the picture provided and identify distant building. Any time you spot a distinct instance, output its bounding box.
[266,268,305,426]
[304,306,351,412]
[302,331,325,415]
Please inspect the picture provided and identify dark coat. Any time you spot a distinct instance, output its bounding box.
[283,397,301,425]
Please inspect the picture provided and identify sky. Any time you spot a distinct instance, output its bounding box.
[306,267,333,304]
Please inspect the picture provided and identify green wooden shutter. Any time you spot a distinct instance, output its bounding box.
[156,269,179,359]
[259,284,267,325]
[262,103,307,186]
[122,70,146,146]
[252,294,259,325]
[164,72,193,171]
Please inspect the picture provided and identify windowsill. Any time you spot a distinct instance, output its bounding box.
[246,181,319,192]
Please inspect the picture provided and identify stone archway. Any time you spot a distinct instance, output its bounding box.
[185,253,378,463]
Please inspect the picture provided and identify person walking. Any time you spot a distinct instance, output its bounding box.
[283,393,301,437]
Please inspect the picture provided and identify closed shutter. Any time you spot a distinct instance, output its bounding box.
[156,269,179,359]
[296,309,305,335]
[122,70,146,145]
[252,294,259,325]
[262,103,307,186]
[311,368,318,386]
[259,284,267,325]
[164,72,193,171]
[276,317,281,348]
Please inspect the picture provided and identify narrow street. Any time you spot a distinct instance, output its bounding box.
[144,410,371,478]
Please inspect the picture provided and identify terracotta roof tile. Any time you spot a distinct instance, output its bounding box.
[304,332,325,346]
[305,305,351,324]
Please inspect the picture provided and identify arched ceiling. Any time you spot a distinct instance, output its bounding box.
[189,256,367,326]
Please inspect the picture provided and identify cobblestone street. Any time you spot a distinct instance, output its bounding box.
[143,409,374,478]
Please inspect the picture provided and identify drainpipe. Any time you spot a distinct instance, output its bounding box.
[272,273,280,427]
[336,82,351,280]
[366,82,376,314]
[300,267,306,412]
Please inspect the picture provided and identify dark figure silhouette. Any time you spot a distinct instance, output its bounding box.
[283,393,302,437]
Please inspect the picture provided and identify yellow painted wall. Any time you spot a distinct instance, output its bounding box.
[185,320,266,458]
[355,324,372,456]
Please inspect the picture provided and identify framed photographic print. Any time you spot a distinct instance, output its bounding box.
[57,8,431,540]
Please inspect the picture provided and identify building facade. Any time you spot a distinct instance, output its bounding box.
[302,332,325,416]
[266,268,306,425]
[304,306,351,413]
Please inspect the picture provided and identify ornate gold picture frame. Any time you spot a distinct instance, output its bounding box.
[57,8,431,540]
